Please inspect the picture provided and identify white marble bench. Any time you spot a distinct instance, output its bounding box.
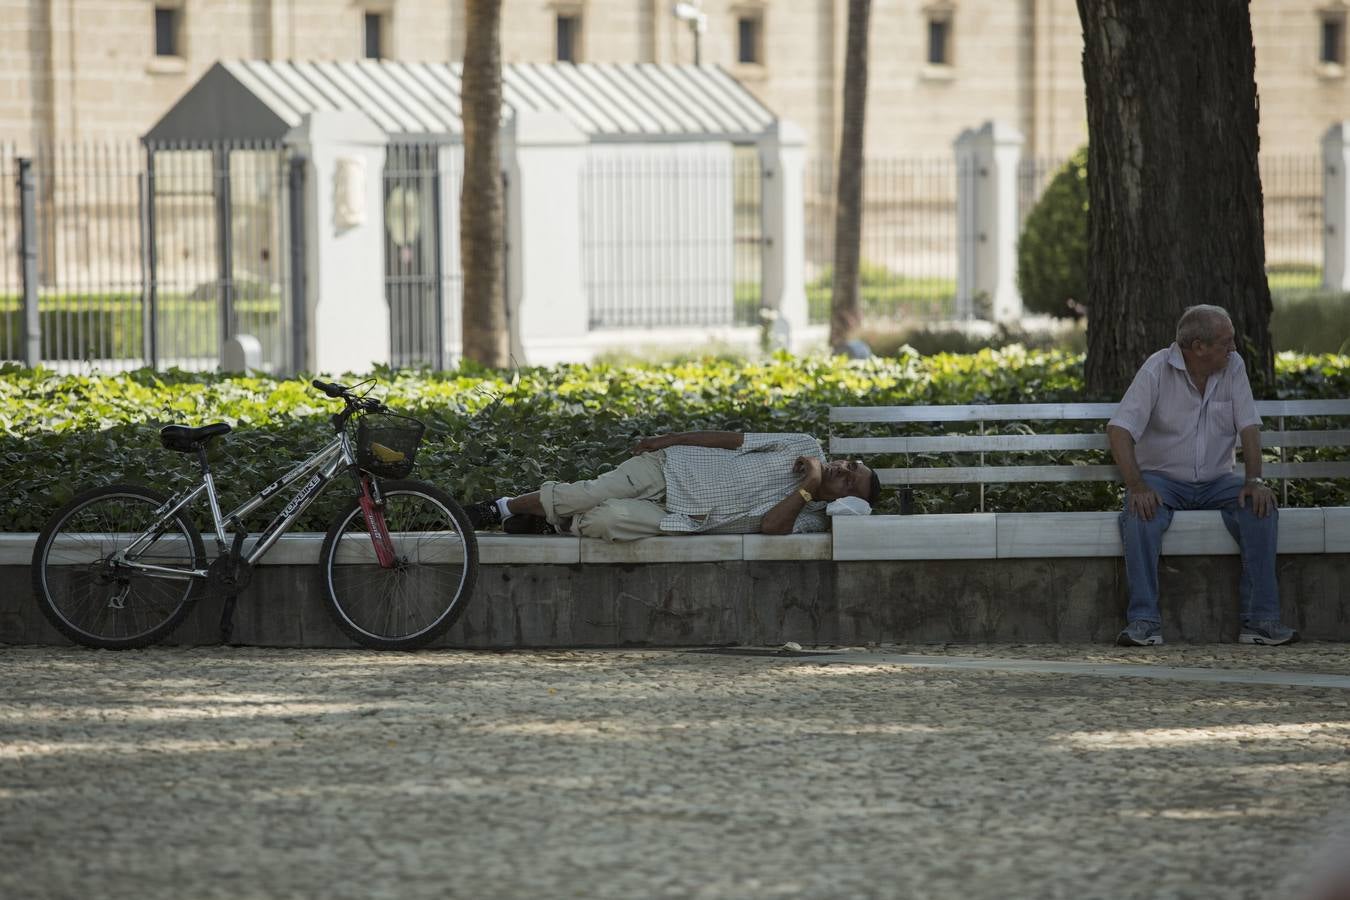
[828,398,1350,560]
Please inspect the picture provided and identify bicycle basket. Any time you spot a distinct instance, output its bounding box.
[356,412,425,479]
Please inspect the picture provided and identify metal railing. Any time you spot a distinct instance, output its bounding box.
[1261,155,1324,293]
[580,146,762,329]
[2,140,297,373]
[384,143,451,369]
[805,158,970,324]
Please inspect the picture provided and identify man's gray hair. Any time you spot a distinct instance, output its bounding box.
[1176,305,1233,346]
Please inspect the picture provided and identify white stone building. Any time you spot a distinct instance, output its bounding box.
[2,1,1347,160]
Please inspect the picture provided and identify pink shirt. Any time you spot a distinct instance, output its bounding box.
[1108,344,1262,483]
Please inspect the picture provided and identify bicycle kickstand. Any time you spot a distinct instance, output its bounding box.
[218,531,246,645]
[219,593,238,645]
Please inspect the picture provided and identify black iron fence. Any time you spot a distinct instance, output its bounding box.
[2,140,297,372]
[1261,155,1325,293]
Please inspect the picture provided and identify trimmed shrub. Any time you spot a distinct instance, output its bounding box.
[2,352,1346,531]
[1272,290,1350,354]
[1017,147,1089,319]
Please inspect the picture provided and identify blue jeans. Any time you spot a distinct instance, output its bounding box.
[1119,472,1280,625]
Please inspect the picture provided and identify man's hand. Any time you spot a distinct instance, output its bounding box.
[1239,481,1276,518]
[630,436,668,455]
[794,456,823,494]
[1126,482,1162,521]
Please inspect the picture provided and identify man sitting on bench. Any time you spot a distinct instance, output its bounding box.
[1107,304,1298,647]
[466,431,880,541]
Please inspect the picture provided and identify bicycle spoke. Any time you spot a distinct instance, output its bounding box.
[324,485,476,647]
[35,488,201,648]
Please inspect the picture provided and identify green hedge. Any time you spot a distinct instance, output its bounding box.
[2,350,1346,532]
[1273,290,1350,354]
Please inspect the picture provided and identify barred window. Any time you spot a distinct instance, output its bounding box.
[927,17,951,65]
[364,12,386,59]
[154,7,181,57]
[737,16,763,64]
[556,15,581,63]
[1322,15,1345,65]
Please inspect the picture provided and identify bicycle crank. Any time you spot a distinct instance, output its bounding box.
[207,554,254,592]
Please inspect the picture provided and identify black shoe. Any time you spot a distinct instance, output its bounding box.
[465,499,503,530]
[504,513,557,535]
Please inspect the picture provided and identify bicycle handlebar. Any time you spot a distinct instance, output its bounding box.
[311,379,388,428]
[312,379,347,399]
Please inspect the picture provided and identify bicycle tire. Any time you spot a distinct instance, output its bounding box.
[320,479,478,651]
[31,483,206,650]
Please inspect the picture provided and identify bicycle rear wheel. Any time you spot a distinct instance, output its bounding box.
[320,479,478,651]
[31,484,206,649]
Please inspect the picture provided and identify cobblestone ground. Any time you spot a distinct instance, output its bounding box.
[4,644,1350,900]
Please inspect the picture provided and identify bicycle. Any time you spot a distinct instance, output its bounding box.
[30,379,478,651]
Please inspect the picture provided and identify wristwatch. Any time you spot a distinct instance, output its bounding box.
[798,488,813,502]
[1245,477,1266,486]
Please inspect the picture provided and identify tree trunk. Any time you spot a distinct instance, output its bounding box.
[460,0,508,368]
[828,0,871,351]
[1077,0,1274,397]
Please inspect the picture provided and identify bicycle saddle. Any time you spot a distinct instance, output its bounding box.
[159,422,232,452]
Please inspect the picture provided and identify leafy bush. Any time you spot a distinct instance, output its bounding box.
[1017,148,1089,319]
[1272,290,1350,354]
[1,351,1345,532]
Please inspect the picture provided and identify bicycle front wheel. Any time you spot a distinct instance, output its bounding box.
[321,479,478,651]
[31,484,206,650]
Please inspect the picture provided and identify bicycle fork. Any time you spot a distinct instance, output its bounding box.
[358,476,398,569]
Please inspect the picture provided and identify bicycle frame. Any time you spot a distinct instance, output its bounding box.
[111,431,365,580]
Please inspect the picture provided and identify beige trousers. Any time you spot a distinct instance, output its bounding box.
[538,451,669,542]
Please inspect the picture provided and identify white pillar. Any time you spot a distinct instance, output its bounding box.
[502,109,589,365]
[1324,122,1350,292]
[954,121,1025,323]
[284,110,390,374]
[758,119,810,350]
[438,142,465,364]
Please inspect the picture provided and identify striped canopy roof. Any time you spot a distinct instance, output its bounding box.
[145,59,777,144]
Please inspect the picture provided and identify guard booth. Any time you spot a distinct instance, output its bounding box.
[146,60,807,370]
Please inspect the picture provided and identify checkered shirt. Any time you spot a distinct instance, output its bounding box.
[659,433,829,534]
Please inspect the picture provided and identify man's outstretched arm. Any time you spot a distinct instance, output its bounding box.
[631,432,743,453]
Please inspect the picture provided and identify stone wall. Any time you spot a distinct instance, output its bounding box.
[5,555,1348,648]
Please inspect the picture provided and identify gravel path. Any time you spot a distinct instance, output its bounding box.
[3,644,1350,900]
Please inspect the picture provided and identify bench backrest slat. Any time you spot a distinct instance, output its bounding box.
[833,398,1349,502]
[833,429,1350,455]
[880,460,1350,486]
[830,398,1350,424]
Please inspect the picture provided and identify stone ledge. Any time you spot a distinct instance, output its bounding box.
[834,508,1337,561]
[3,507,1342,567]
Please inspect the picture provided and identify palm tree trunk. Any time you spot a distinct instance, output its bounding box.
[829,0,871,351]
[460,0,508,367]
[1077,0,1274,396]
